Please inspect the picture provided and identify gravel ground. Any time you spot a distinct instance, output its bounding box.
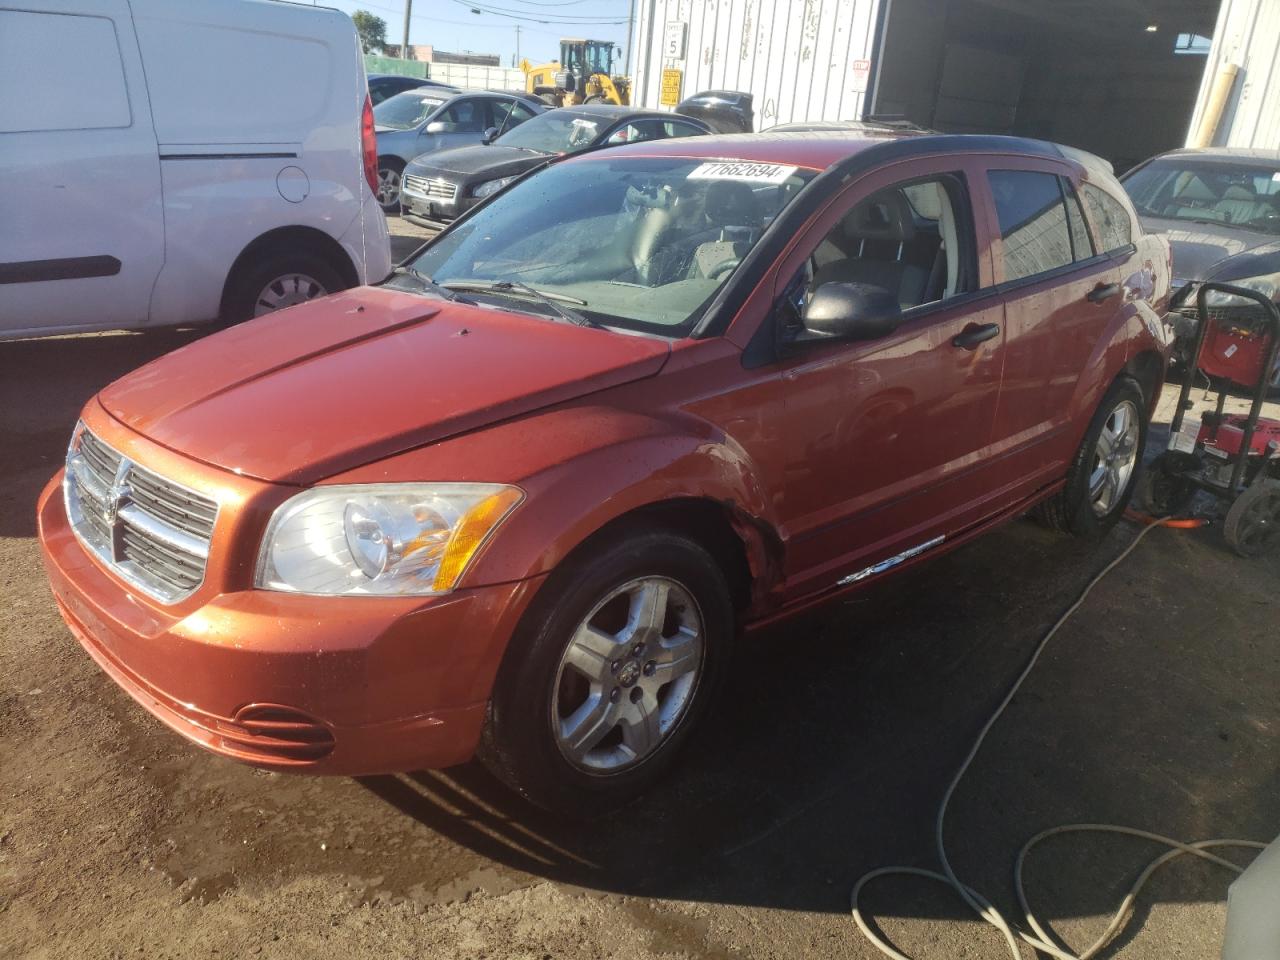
[2,219,1278,959]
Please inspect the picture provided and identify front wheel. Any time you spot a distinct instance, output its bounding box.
[479,530,734,815]
[1033,377,1148,536]
[375,159,403,213]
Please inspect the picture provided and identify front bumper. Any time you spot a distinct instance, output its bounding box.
[37,471,543,776]
[400,190,477,230]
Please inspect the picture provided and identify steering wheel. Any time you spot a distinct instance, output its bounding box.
[709,257,742,280]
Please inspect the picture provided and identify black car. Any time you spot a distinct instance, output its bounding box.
[367,73,459,106]
[1121,148,1280,386]
[400,105,711,229]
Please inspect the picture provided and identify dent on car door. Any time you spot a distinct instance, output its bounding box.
[984,164,1125,495]
[770,159,1009,602]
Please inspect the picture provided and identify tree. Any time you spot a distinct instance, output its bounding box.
[351,10,388,55]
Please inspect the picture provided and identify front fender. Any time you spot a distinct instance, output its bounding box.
[326,403,780,592]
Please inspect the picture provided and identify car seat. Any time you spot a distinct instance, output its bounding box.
[812,190,929,307]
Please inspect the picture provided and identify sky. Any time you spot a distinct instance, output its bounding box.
[318,0,634,68]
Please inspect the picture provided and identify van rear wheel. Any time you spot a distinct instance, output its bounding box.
[222,251,344,324]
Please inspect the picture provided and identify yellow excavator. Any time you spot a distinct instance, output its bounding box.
[523,38,631,107]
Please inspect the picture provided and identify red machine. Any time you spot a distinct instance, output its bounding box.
[1144,282,1280,557]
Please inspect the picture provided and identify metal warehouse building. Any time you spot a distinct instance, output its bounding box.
[631,0,1280,168]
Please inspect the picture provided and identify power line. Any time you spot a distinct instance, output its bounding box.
[451,0,630,25]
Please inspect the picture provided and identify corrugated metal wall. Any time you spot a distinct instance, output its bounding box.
[1187,0,1280,148]
[631,0,883,128]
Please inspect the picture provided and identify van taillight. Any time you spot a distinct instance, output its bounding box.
[361,94,378,195]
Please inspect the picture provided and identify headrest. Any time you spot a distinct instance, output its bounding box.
[845,190,915,242]
[1222,185,1256,200]
[1175,176,1217,202]
[704,179,761,227]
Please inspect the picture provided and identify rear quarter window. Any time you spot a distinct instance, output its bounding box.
[1081,183,1133,253]
[0,10,131,132]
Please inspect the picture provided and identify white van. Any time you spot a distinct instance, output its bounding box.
[0,0,392,338]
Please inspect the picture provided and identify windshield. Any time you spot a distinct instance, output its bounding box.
[408,156,817,336]
[1123,158,1280,235]
[494,110,605,154]
[373,91,447,130]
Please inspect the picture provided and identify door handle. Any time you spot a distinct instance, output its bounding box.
[1087,282,1121,303]
[952,322,1000,350]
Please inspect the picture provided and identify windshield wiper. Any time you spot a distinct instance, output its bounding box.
[394,265,463,301]
[439,280,601,328]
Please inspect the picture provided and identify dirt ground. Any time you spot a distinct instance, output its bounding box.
[3,221,1279,959]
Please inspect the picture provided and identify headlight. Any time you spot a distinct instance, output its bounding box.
[1204,271,1280,307]
[472,176,515,199]
[256,483,523,596]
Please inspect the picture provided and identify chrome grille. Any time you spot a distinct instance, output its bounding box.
[63,425,217,603]
[402,174,457,202]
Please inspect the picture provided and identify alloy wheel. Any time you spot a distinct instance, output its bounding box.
[1088,399,1140,517]
[376,167,401,207]
[252,273,328,317]
[551,576,704,774]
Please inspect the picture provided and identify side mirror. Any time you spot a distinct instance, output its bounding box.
[801,282,901,341]
[481,126,499,144]
[424,120,446,135]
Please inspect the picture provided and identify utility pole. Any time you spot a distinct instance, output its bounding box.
[624,0,635,74]
[401,0,412,60]
[515,24,521,66]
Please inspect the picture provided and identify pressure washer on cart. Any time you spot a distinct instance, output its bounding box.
[1141,281,1280,557]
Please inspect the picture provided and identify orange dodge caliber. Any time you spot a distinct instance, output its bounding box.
[39,132,1172,813]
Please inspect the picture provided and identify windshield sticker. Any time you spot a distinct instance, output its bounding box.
[688,161,799,184]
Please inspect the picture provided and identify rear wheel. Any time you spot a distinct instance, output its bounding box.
[538,93,560,107]
[1224,480,1280,558]
[1034,378,1148,536]
[479,529,733,815]
[221,251,345,324]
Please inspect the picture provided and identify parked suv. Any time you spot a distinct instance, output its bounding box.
[1,0,391,338]
[38,132,1172,814]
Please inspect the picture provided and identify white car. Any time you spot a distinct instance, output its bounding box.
[0,0,392,339]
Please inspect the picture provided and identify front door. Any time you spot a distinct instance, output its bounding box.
[768,157,1011,601]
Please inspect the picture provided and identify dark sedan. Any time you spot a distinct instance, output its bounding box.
[400,104,711,229]
[1121,148,1280,387]
[367,73,458,106]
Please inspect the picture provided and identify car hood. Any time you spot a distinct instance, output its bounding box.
[98,286,669,485]
[1139,215,1280,282]
[406,144,547,179]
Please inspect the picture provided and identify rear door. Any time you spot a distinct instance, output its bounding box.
[0,1,163,336]
[981,161,1123,496]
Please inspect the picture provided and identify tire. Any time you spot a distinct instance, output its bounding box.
[479,529,734,816]
[538,93,560,107]
[1136,451,1200,517]
[374,158,404,213]
[1223,480,1280,558]
[1033,377,1148,536]
[221,251,346,324]
[584,94,609,104]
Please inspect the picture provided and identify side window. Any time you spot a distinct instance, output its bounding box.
[1081,183,1133,253]
[1061,178,1095,261]
[437,99,484,133]
[663,121,705,138]
[507,100,538,127]
[607,120,671,144]
[988,170,1074,282]
[800,174,976,313]
[0,10,131,132]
